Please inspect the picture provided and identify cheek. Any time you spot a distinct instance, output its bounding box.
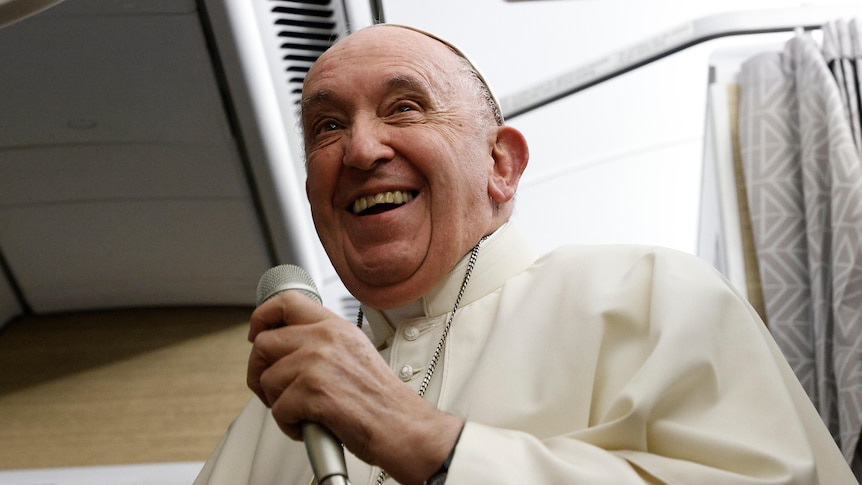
[305,172,343,247]
[306,177,327,208]
[306,158,339,203]
[452,157,491,198]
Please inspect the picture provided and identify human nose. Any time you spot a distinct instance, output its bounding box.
[342,118,394,170]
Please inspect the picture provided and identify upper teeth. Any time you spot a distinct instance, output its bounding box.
[352,190,414,214]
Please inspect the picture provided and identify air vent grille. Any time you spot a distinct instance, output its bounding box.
[268,0,348,105]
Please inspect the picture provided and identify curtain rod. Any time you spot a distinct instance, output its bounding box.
[500,4,861,119]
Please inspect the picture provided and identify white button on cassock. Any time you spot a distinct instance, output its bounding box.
[403,325,421,341]
[398,365,414,382]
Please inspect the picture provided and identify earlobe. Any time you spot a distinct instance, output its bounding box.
[488,126,529,204]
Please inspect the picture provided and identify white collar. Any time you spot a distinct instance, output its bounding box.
[362,223,537,347]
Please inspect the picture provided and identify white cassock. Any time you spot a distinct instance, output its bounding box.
[195,224,856,485]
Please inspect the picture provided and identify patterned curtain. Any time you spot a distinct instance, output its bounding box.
[737,20,862,476]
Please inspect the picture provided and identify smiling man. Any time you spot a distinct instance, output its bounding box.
[194,24,855,485]
[300,25,521,310]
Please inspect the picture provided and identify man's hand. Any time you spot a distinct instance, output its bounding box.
[246,290,463,485]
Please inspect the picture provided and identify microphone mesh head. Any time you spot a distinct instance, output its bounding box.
[256,264,321,306]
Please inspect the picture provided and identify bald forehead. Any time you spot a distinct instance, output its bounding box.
[307,25,464,81]
[301,26,467,114]
[301,25,503,127]
[346,24,454,49]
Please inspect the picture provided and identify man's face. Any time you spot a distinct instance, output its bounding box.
[302,26,499,308]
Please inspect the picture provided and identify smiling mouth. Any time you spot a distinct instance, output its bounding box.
[352,190,415,215]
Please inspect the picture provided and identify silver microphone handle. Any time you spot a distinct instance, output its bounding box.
[256,265,351,485]
[303,422,350,485]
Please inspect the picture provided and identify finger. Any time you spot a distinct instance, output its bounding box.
[247,322,328,406]
[257,351,300,410]
[270,391,304,441]
[248,290,330,342]
[246,326,299,405]
[266,362,336,443]
[247,332,276,405]
[253,343,331,441]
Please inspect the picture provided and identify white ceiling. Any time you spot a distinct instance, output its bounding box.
[0,0,276,323]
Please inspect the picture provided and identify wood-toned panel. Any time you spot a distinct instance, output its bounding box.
[0,307,254,469]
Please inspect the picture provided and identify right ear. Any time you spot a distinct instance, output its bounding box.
[487,125,529,205]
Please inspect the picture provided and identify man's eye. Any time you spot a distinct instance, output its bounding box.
[319,120,340,133]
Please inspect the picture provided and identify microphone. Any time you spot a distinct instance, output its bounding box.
[257,264,351,485]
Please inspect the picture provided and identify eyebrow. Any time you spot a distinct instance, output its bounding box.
[383,74,432,95]
[300,88,335,114]
[301,74,435,116]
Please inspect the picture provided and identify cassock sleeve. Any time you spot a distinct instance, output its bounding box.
[444,247,854,485]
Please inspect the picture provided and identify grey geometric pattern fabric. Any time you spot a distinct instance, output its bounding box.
[738,20,862,475]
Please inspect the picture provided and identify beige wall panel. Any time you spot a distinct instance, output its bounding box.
[0,307,254,469]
